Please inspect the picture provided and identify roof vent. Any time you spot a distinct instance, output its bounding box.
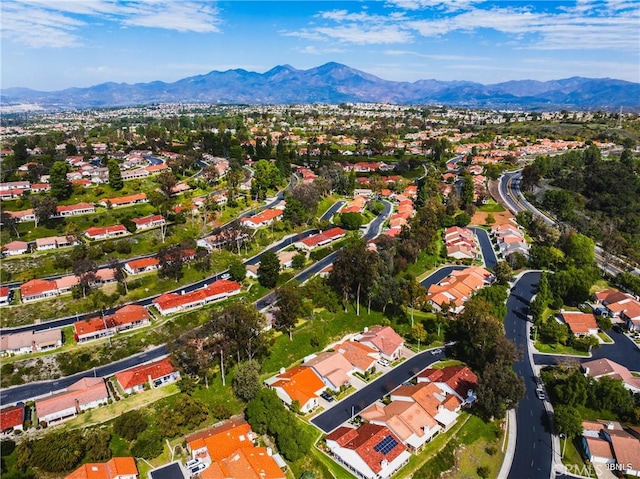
[279,367,285,374]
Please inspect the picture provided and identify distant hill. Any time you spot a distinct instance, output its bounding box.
[2,62,639,111]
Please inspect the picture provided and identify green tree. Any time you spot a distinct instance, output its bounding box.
[562,233,595,268]
[460,172,475,208]
[49,161,71,200]
[210,302,269,363]
[85,429,112,461]
[292,253,306,269]
[157,170,178,197]
[339,212,363,230]
[228,257,247,282]
[251,160,282,200]
[31,195,58,228]
[113,410,148,441]
[275,284,303,340]
[29,430,85,473]
[554,405,583,439]
[233,361,262,402]
[493,261,513,286]
[158,245,185,281]
[258,251,280,288]
[131,430,163,460]
[107,159,123,190]
[476,361,525,420]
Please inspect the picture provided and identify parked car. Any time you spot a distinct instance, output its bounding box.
[185,459,200,469]
[189,463,206,476]
[320,392,334,402]
[378,358,390,367]
[430,348,442,355]
[536,389,546,400]
[221,273,231,280]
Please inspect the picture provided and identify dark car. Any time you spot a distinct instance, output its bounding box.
[320,392,334,402]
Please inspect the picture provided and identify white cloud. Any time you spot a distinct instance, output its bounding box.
[0,0,221,48]
[297,45,346,55]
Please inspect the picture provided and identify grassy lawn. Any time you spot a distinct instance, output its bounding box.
[477,200,506,213]
[317,195,339,218]
[534,341,591,356]
[598,332,614,343]
[561,437,597,478]
[64,384,181,429]
[405,250,444,280]
[395,413,471,479]
[430,359,465,369]
[261,305,386,375]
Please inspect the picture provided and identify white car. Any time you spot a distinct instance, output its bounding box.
[536,389,546,400]
[189,462,206,476]
[185,459,200,469]
[378,359,390,367]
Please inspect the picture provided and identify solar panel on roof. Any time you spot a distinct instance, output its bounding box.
[374,435,398,455]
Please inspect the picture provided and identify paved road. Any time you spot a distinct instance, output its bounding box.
[419,265,467,290]
[498,171,634,278]
[254,200,393,310]
[470,227,498,270]
[0,345,168,405]
[504,271,555,479]
[311,348,446,433]
[319,201,345,222]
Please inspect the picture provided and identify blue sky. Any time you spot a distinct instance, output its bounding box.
[1,0,639,91]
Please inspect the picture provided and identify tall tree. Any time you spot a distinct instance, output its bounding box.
[108,259,128,295]
[258,251,280,288]
[460,171,475,208]
[210,302,269,363]
[49,161,71,200]
[1,211,21,238]
[158,245,185,281]
[275,284,303,340]
[31,195,58,228]
[73,258,98,298]
[232,361,261,401]
[107,159,123,190]
[157,170,178,198]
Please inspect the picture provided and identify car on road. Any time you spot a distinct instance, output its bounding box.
[430,348,442,355]
[612,324,623,333]
[536,389,546,400]
[220,273,231,280]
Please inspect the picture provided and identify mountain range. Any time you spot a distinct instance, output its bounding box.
[2,62,639,111]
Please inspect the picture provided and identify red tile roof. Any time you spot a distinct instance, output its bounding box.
[326,423,407,474]
[126,257,159,270]
[153,279,241,312]
[241,208,283,226]
[57,202,95,214]
[417,366,478,399]
[132,214,164,226]
[359,326,404,357]
[20,278,57,298]
[0,404,24,430]
[85,225,127,237]
[560,312,598,335]
[115,357,175,390]
[65,457,138,479]
[102,193,147,206]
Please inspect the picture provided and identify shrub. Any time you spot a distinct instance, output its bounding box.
[131,431,163,460]
[477,466,490,478]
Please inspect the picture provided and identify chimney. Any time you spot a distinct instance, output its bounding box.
[279,367,285,374]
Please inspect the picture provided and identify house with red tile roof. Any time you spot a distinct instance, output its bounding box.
[85,224,128,240]
[131,214,165,231]
[325,424,411,479]
[240,208,283,229]
[360,399,439,451]
[426,266,492,313]
[152,279,241,316]
[35,235,78,251]
[294,227,347,251]
[97,193,148,208]
[0,404,24,433]
[334,341,379,374]
[56,202,96,217]
[55,275,80,294]
[582,358,640,393]
[36,377,109,425]
[357,326,404,361]
[124,257,160,275]
[187,418,285,479]
[390,382,459,431]
[0,286,10,306]
[20,278,58,302]
[302,351,353,391]
[594,288,640,332]
[559,311,599,338]
[444,227,479,261]
[2,240,29,256]
[266,366,325,413]
[115,357,180,394]
[416,366,479,406]
[0,329,62,356]
[144,163,169,174]
[74,305,150,343]
[65,457,138,479]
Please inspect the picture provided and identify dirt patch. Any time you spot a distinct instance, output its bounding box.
[471,210,515,228]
